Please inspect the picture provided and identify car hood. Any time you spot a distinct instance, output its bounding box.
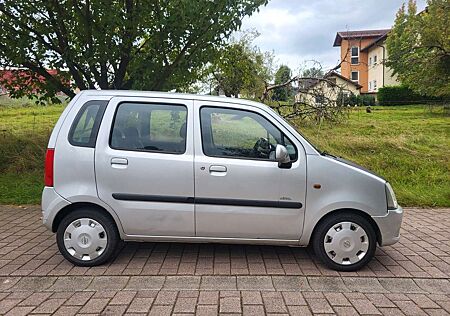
[322,153,386,181]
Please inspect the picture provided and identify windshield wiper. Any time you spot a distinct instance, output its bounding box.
[321,151,337,158]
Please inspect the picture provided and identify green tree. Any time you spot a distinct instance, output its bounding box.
[272,65,292,101]
[386,0,450,97]
[209,32,273,98]
[0,0,267,101]
[302,67,324,78]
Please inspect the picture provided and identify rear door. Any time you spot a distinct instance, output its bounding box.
[95,97,195,237]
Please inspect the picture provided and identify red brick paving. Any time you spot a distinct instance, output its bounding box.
[0,205,449,315]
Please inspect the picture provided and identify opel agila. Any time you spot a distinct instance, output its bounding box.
[42,90,403,271]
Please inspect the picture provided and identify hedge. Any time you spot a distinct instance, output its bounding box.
[377,86,442,106]
[337,92,376,107]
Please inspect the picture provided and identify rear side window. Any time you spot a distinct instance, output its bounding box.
[110,102,187,154]
[68,100,108,147]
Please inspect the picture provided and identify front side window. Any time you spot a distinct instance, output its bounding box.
[373,55,378,64]
[373,80,377,90]
[351,46,359,64]
[110,102,187,154]
[200,107,297,161]
[351,71,359,82]
[69,100,108,147]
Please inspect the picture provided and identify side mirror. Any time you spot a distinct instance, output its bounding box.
[275,144,291,168]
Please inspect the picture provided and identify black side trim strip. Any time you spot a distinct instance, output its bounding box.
[195,197,302,209]
[112,194,194,204]
[112,194,302,209]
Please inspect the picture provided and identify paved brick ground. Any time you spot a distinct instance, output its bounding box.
[0,206,449,315]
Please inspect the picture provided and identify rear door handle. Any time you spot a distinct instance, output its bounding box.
[111,157,128,166]
[209,165,227,176]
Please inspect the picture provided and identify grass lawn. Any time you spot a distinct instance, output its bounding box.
[0,99,448,206]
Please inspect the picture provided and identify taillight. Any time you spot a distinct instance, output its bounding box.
[44,149,55,187]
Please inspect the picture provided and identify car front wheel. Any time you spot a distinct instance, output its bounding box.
[313,213,377,271]
[56,209,119,266]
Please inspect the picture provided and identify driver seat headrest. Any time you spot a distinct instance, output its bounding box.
[179,122,187,139]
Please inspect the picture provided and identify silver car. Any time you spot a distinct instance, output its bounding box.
[42,90,403,271]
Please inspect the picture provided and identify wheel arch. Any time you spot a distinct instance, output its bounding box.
[309,208,382,246]
[52,202,123,237]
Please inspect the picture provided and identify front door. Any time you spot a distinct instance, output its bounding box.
[95,97,195,237]
[193,101,306,240]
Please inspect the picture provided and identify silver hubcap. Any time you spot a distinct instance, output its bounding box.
[323,221,369,265]
[64,218,107,261]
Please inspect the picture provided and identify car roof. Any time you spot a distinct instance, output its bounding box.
[80,90,264,109]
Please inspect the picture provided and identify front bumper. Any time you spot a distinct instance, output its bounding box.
[372,206,403,246]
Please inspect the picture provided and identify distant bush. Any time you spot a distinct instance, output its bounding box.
[337,93,375,107]
[0,132,47,174]
[358,94,376,106]
[377,86,443,106]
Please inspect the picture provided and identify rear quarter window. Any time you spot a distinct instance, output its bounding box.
[68,100,108,148]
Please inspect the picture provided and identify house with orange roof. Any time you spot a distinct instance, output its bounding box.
[333,29,400,96]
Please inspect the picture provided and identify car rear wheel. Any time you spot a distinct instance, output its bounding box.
[56,209,119,266]
[313,213,377,271]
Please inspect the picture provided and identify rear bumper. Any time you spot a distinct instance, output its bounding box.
[372,206,403,246]
[41,187,70,231]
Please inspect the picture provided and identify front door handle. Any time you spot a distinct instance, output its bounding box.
[209,165,227,172]
[111,157,128,167]
[209,165,227,176]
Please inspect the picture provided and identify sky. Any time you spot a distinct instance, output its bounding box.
[240,0,427,74]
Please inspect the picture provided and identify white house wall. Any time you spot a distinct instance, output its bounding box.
[367,43,399,92]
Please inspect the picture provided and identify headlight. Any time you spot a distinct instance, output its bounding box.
[385,182,398,210]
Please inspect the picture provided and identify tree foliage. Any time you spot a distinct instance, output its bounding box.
[208,31,273,98]
[272,65,292,101]
[0,0,267,101]
[302,67,324,79]
[386,0,450,97]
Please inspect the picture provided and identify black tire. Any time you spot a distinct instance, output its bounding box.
[56,208,120,266]
[312,212,377,271]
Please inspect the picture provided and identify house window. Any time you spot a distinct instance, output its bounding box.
[351,46,359,65]
[369,81,372,90]
[315,95,325,105]
[351,71,359,82]
[373,80,377,90]
[373,55,377,65]
[369,57,372,66]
